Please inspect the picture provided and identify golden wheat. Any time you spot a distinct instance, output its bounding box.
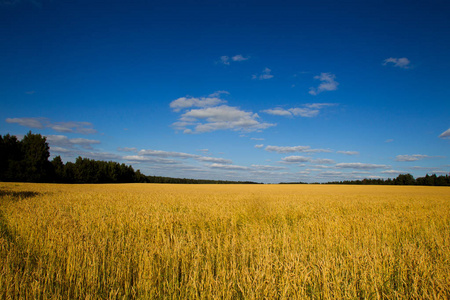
[0,183,449,299]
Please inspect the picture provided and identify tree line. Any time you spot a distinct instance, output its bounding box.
[324,173,450,186]
[1,132,448,185]
[0,132,259,184]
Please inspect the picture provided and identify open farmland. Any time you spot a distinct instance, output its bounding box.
[0,183,449,299]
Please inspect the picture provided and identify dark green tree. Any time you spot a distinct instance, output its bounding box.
[51,156,65,182]
[21,131,52,182]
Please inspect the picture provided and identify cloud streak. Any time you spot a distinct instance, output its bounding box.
[136,148,233,164]
[439,128,450,139]
[337,151,359,155]
[262,103,336,118]
[46,135,100,150]
[395,154,431,162]
[335,163,389,170]
[265,145,330,154]
[383,57,411,69]
[6,117,96,134]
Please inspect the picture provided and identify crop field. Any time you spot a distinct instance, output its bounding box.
[0,183,449,299]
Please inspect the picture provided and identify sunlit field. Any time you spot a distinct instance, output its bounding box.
[0,183,449,299]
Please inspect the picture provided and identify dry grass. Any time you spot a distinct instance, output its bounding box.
[0,183,449,299]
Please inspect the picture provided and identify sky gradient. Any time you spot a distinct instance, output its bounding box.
[1,0,449,183]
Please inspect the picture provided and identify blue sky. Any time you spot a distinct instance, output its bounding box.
[1,0,449,183]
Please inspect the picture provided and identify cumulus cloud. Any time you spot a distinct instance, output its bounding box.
[265,145,330,154]
[254,144,264,149]
[262,103,336,118]
[281,156,311,163]
[252,68,273,80]
[170,91,228,112]
[174,105,275,133]
[335,163,389,170]
[309,73,339,95]
[171,93,275,134]
[337,151,359,155]
[383,57,411,69]
[395,154,431,162]
[6,117,96,134]
[439,128,450,139]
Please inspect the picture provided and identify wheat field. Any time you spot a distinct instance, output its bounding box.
[0,183,449,299]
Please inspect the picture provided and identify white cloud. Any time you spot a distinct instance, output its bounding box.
[137,148,232,164]
[312,158,335,164]
[118,147,138,152]
[309,73,339,95]
[219,54,248,65]
[49,122,96,134]
[383,57,411,69]
[288,107,320,117]
[251,165,287,171]
[170,92,227,112]
[381,170,405,175]
[174,105,275,133]
[50,146,71,153]
[281,156,311,163]
[196,156,233,164]
[337,151,359,155]
[209,163,249,171]
[262,108,293,117]
[254,144,264,149]
[139,149,195,159]
[395,154,431,162]
[251,137,264,141]
[47,135,100,150]
[318,171,344,177]
[6,117,45,128]
[253,68,273,80]
[232,54,249,61]
[123,155,180,164]
[265,145,330,154]
[262,103,336,118]
[335,163,389,170]
[171,92,275,134]
[439,128,450,139]
[6,117,96,134]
